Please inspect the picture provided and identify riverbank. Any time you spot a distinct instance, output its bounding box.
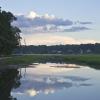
[0,54,100,69]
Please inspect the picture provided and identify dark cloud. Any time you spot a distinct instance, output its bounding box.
[12,12,92,33]
[79,21,92,25]
[12,15,32,27]
[64,26,90,32]
[13,15,73,28]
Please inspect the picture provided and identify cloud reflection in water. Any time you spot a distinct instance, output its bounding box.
[12,63,92,97]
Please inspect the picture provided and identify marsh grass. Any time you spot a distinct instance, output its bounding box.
[0,54,100,69]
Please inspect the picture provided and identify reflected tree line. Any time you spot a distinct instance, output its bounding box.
[0,68,21,100]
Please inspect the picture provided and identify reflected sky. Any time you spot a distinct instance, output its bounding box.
[12,75,91,97]
[10,63,100,100]
[0,63,99,100]
[23,63,76,75]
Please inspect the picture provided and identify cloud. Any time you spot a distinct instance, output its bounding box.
[64,26,90,32]
[79,21,92,25]
[26,11,39,19]
[12,11,91,33]
[13,11,73,28]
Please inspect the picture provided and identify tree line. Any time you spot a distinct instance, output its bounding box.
[13,43,100,54]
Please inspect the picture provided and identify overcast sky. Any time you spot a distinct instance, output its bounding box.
[0,0,100,45]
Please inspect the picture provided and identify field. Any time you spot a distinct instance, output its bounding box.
[0,54,100,69]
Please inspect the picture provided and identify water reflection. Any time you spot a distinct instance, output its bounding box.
[12,76,91,97]
[11,63,92,98]
[0,63,97,100]
[0,68,21,100]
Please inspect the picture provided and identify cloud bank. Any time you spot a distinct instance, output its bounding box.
[12,11,92,34]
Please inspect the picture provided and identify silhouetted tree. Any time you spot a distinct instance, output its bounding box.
[0,7,21,55]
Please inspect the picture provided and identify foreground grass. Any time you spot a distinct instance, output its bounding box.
[0,54,100,69]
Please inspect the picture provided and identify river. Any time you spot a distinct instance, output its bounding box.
[0,63,100,100]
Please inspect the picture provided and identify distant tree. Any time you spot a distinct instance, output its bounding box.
[0,7,21,55]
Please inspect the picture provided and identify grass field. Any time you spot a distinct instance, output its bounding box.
[0,54,100,69]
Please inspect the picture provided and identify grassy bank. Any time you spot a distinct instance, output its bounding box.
[0,54,100,69]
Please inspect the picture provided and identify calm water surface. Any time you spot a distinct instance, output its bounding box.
[0,63,100,100]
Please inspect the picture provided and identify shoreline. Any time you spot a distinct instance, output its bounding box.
[0,54,100,69]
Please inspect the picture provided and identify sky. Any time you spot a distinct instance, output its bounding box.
[0,0,100,45]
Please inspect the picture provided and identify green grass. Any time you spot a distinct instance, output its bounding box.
[0,54,100,69]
